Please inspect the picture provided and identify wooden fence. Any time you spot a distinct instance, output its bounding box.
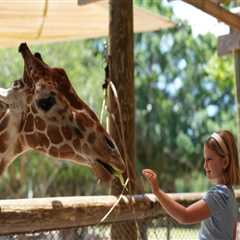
[0,191,240,236]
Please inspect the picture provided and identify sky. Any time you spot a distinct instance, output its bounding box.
[167,1,230,36]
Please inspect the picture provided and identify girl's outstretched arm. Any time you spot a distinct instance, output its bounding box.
[142,169,210,224]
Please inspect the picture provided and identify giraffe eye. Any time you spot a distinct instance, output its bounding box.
[12,80,23,89]
[37,95,56,112]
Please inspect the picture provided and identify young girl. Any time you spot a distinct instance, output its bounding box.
[143,130,240,240]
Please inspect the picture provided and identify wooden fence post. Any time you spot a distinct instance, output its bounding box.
[108,0,136,239]
[218,29,240,156]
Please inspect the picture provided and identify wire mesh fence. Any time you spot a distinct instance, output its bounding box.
[0,216,200,240]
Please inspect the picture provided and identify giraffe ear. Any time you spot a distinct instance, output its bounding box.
[34,52,43,62]
[34,52,48,66]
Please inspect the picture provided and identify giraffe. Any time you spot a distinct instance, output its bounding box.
[0,43,125,183]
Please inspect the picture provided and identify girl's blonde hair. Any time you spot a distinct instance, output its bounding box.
[205,130,240,186]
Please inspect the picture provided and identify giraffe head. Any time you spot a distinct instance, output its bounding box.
[0,43,125,183]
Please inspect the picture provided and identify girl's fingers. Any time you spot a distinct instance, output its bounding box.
[142,169,157,178]
[143,172,154,179]
[142,170,158,187]
[142,173,153,180]
[142,169,154,175]
[142,169,159,193]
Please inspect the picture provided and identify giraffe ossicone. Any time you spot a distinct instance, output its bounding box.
[0,42,125,183]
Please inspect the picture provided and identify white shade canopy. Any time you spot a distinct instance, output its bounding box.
[0,0,174,48]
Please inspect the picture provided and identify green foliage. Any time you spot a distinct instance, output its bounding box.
[206,54,234,91]
[175,172,210,193]
[0,47,23,88]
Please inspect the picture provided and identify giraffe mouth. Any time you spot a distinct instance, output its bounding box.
[96,159,116,175]
[94,159,124,183]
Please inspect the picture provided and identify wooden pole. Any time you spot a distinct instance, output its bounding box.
[108,0,135,189]
[108,0,136,239]
[234,49,240,156]
[218,29,240,156]
[183,0,240,31]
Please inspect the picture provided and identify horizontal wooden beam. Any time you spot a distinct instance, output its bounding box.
[0,194,160,235]
[218,31,240,56]
[0,191,239,235]
[182,0,240,31]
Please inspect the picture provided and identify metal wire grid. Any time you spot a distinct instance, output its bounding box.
[0,216,200,240]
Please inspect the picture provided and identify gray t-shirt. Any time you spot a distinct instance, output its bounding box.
[199,185,237,240]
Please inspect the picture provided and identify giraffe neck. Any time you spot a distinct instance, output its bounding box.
[0,102,28,174]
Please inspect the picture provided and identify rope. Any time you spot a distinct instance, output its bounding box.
[107,80,132,193]
[36,0,48,39]
[100,178,129,223]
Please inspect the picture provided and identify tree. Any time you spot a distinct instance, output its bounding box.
[134,1,235,192]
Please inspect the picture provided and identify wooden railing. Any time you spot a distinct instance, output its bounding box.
[0,190,240,235]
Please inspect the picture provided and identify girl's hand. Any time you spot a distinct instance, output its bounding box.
[142,169,159,193]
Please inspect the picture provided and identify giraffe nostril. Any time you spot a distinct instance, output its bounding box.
[105,136,115,150]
